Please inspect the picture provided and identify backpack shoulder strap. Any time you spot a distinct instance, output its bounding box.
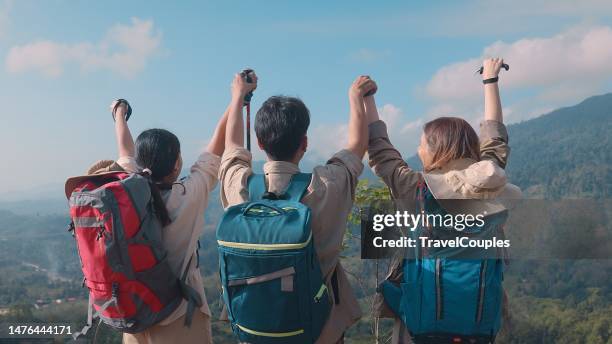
[284,173,312,202]
[179,252,203,328]
[247,173,266,201]
[247,172,312,202]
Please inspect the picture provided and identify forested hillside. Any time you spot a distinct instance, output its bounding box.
[506,93,611,198]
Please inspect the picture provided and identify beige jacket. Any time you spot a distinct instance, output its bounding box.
[368,119,512,206]
[368,119,516,343]
[117,151,220,326]
[219,147,364,344]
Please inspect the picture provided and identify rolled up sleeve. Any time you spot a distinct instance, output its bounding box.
[182,151,221,197]
[219,147,252,207]
[368,120,420,200]
[479,120,510,169]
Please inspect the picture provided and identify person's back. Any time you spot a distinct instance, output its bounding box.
[219,71,377,343]
[367,59,521,344]
[68,99,229,344]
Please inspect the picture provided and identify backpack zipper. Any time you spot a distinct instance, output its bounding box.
[435,258,443,320]
[218,232,312,251]
[236,324,304,338]
[475,260,488,323]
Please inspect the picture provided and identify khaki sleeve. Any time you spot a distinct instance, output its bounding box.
[479,120,510,169]
[181,151,220,197]
[304,150,364,276]
[218,147,252,208]
[313,149,364,200]
[116,156,140,173]
[367,120,420,200]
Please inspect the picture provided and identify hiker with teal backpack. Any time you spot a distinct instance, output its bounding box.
[66,99,229,343]
[216,70,376,343]
[367,58,521,344]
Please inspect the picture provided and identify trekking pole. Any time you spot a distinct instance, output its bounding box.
[374,256,380,344]
[476,63,509,74]
[241,69,255,151]
[246,103,251,151]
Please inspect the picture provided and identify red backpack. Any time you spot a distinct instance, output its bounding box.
[66,171,201,339]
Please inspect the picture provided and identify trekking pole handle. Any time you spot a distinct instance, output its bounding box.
[241,69,255,105]
[241,68,255,151]
[112,99,133,121]
[477,63,509,74]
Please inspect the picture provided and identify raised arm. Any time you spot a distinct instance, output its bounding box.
[483,58,504,123]
[480,58,510,168]
[111,100,135,158]
[346,76,377,159]
[225,72,257,151]
[364,85,379,125]
[364,80,421,199]
[206,105,230,156]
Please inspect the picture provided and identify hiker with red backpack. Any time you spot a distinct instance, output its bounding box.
[368,58,521,344]
[65,99,228,343]
[216,70,375,343]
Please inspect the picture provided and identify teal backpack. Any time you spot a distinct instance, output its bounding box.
[379,182,508,344]
[216,173,331,343]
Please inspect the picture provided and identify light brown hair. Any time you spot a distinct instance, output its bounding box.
[423,117,480,171]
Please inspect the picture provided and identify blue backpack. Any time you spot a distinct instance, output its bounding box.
[379,182,508,343]
[216,173,331,343]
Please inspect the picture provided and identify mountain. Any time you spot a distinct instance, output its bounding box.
[506,93,611,198]
[0,199,68,216]
[0,182,64,203]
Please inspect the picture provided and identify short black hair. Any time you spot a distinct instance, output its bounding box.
[255,96,310,161]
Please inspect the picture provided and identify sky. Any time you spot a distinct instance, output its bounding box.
[1,0,612,197]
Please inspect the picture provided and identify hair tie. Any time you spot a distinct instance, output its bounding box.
[142,168,153,176]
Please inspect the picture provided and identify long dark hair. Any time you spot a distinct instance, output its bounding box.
[423,117,481,172]
[135,129,181,226]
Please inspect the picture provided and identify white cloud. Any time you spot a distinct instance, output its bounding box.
[428,26,612,100]
[307,122,349,161]
[306,103,423,161]
[376,104,424,155]
[425,25,612,123]
[378,104,401,126]
[379,103,423,136]
[6,18,161,78]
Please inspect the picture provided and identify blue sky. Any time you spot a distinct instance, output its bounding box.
[1,0,612,196]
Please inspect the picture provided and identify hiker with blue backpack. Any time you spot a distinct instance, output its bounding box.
[367,58,521,344]
[216,70,376,343]
[66,99,229,343]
